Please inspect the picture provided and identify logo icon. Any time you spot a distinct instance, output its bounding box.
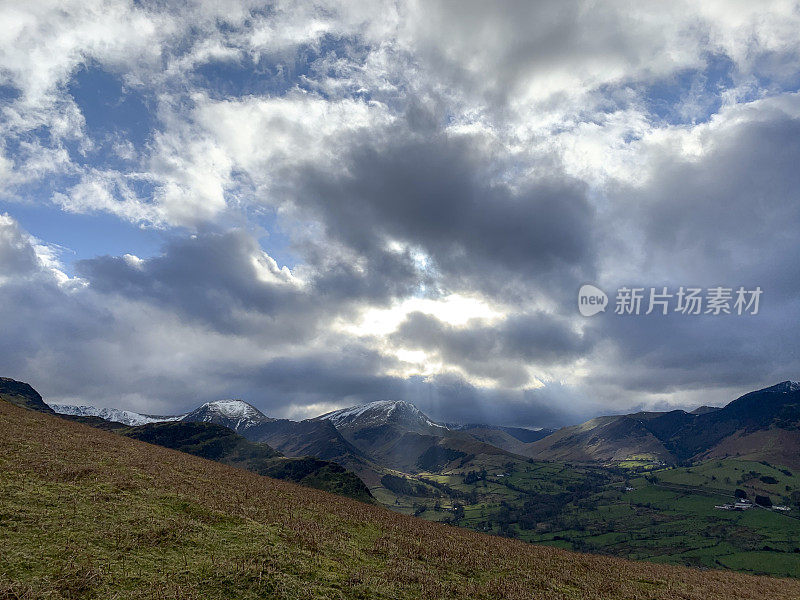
[578,284,608,316]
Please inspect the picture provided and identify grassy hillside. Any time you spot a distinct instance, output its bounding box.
[523,415,674,465]
[2,403,798,599]
[121,421,374,503]
[698,429,800,469]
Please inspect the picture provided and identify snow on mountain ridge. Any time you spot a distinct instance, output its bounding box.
[198,399,263,419]
[48,398,272,430]
[317,400,446,430]
[181,399,273,432]
[760,381,800,393]
[48,404,182,426]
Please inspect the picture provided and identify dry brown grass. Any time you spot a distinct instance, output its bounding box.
[1,402,799,599]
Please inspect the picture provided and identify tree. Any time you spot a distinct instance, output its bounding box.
[735,488,748,499]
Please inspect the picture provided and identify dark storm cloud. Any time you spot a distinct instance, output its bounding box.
[590,108,800,395]
[593,313,786,392]
[0,218,127,401]
[77,230,312,336]
[390,311,593,386]
[401,373,602,429]
[222,347,409,409]
[295,127,596,302]
[634,114,800,286]
[307,241,429,305]
[0,275,112,370]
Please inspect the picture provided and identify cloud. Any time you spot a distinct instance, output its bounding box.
[0,213,597,426]
[584,100,800,403]
[398,1,705,109]
[390,311,593,388]
[3,2,800,426]
[290,125,596,304]
[0,214,42,278]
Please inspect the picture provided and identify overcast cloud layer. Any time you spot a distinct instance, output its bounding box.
[1,1,800,426]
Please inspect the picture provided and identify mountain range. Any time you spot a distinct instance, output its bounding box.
[522,380,800,468]
[46,396,536,487]
[30,378,800,484]
[6,376,800,578]
[0,379,371,501]
[48,403,182,426]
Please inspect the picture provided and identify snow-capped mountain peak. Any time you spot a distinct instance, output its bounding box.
[761,381,800,394]
[181,399,273,432]
[199,399,262,419]
[48,404,182,427]
[316,400,445,432]
[49,398,274,434]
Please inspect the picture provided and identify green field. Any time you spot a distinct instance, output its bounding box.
[373,456,800,578]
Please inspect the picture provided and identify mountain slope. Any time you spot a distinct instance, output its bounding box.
[0,377,54,414]
[2,401,796,600]
[691,405,721,415]
[122,421,373,502]
[456,423,557,443]
[316,400,517,474]
[697,428,800,468]
[453,425,556,454]
[524,414,676,464]
[240,418,387,486]
[246,418,363,462]
[528,381,800,466]
[664,381,800,462]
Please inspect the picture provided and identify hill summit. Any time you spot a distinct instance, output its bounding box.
[181,399,274,432]
[316,400,445,434]
[0,377,54,414]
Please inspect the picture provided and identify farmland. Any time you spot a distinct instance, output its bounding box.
[374,455,800,577]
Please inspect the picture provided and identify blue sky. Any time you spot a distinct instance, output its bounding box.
[1,1,800,424]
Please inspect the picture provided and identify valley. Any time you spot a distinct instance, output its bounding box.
[9,376,800,580]
[379,457,800,577]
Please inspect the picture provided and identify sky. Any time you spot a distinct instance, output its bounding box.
[1,0,800,426]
